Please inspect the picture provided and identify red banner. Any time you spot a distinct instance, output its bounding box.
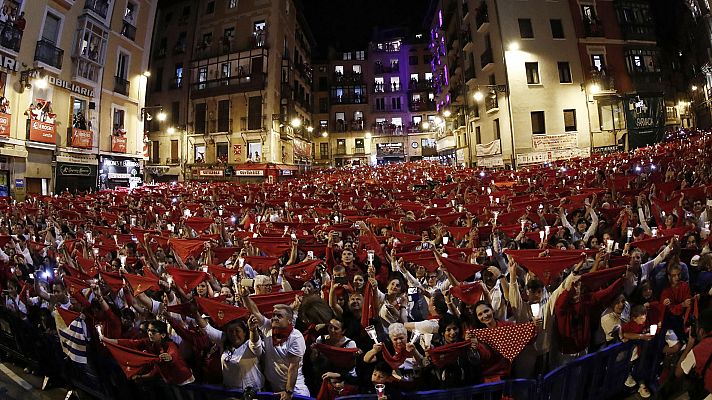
[70,128,93,149]
[112,135,127,153]
[28,120,56,144]
[0,113,10,137]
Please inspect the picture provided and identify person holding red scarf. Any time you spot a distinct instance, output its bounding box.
[425,313,482,388]
[241,287,309,399]
[363,322,424,382]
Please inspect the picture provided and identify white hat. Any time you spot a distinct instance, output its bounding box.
[254,275,272,287]
[691,255,701,267]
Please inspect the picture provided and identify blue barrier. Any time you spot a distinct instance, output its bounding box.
[0,306,655,400]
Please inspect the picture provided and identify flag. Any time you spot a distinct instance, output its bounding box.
[195,297,249,328]
[474,322,537,362]
[54,308,89,364]
[103,341,159,379]
[429,341,472,368]
[166,267,209,292]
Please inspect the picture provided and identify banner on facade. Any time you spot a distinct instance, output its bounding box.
[234,169,264,176]
[531,134,577,151]
[70,128,93,149]
[233,144,242,155]
[376,143,404,157]
[293,139,312,159]
[111,135,127,153]
[625,95,665,149]
[478,155,504,168]
[475,139,501,157]
[0,113,10,137]
[517,148,591,165]
[29,120,56,144]
[198,169,224,177]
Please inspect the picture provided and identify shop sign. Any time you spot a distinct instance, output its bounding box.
[0,113,10,137]
[280,170,293,176]
[198,169,224,177]
[531,134,577,151]
[111,135,127,153]
[0,54,19,73]
[14,179,23,188]
[29,120,56,144]
[59,165,93,176]
[593,145,623,154]
[234,169,264,176]
[70,128,93,149]
[48,76,94,97]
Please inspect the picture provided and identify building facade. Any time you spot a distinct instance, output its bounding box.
[0,0,156,196]
[145,0,315,182]
[310,31,440,168]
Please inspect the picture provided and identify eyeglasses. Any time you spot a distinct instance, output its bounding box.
[147,328,160,334]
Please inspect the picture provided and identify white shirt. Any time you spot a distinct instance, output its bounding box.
[260,319,309,396]
[5,295,27,317]
[203,324,264,389]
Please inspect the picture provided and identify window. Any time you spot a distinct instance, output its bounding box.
[218,100,230,132]
[117,52,129,79]
[409,55,418,65]
[171,140,179,162]
[374,77,384,93]
[518,19,534,38]
[248,96,262,130]
[195,103,206,134]
[563,109,577,131]
[410,73,419,83]
[174,63,183,88]
[582,5,596,21]
[493,119,500,140]
[550,19,564,39]
[591,54,605,71]
[154,68,163,91]
[475,126,481,144]
[391,97,401,110]
[151,141,160,163]
[355,138,365,152]
[217,142,228,161]
[558,62,572,83]
[194,144,206,162]
[198,66,207,89]
[391,77,400,91]
[336,139,346,154]
[228,0,237,8]
[171,101,180,125]
[525,62,540,84]
[319,98,328,113]
[319,120,328,129]
[376,98,385,111]
[423,54,432,64]
[531,111,545,134]
[176,32,187,53]
[342,52,352,60]
[334,65,344,75]
[113,108,125,131]
[206,1,215,14]
[320,143,329,159]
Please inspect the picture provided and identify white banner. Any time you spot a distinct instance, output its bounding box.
[475,139,501,156]
[517,148,591,165]
[234,169,264,176]
[477,155,505,168]
[531,134,578,151]
[198,169,224,177]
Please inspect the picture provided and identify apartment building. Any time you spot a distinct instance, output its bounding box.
[145,0,315,182]
[0,0,157,196]
[310,30,440,167]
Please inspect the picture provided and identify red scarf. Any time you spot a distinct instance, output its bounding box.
[429,341,472,368]
[381,345,412,369]
[272,325,294,346]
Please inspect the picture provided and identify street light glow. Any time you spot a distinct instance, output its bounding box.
[442,110,451,117]
[692,85,698,91]
[422,122,430,130]
[473,91,484,101]
[508,42,520,51]
[34,77,48,89]
[156,111,167,121]
[589,83,601,94]
[321,131,328,137]
[306,126,314,132]
[143,71,152,77]
[167,127,176,134]
[365,131,372,139]
[291,118,302,128]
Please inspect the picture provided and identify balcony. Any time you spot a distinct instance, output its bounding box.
[583,18,605,37]
[191,73,266,99]
[330,95,367,105]
[114,76,130,96]
[174,42,187,55]
[373,82,402,93]
[155,46,167,59]
[333,72,363,85]
[333,119,365,133]
[464,67,476,85]
[372,123,404,136]
[408,79,433,91]
[294,62,313,84]
[406,122,434,134]
[480,48,494,69]
[35,39,63,69]
[372,103,404,113]
[84,0,109,19]
[409,99,436,112]
[629,71,663,92]
[620,23,655,41]
[0,20,22,52]
[239,115,266,131]
[374,63,399,74]
[121,21,137,41]
[335,147,346,156]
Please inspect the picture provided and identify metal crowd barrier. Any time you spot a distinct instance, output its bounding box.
[0,307,644,400]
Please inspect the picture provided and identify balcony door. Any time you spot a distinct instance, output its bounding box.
[42,13,61,44]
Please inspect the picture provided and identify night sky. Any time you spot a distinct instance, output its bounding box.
[302,0,432,57]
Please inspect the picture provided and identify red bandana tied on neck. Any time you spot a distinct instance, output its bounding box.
[272,325,294,346]
[381,345,413,369]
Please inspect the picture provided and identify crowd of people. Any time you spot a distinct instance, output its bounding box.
[2,131,712,400]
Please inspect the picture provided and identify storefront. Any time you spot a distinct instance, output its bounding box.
[55,153,98,194]
[625,94,665,150]
[376,143,405,164]
[25,143,55,195]
[99,155,142,189]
